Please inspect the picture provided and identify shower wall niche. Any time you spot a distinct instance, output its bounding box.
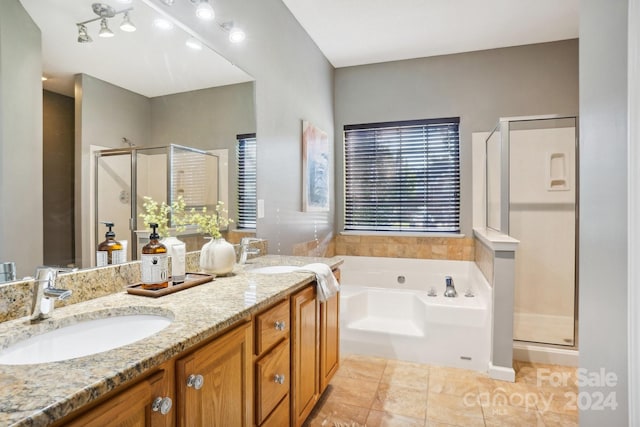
[93,144,219,262]
[475,115,578,347]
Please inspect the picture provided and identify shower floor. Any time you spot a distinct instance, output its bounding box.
[514,312,574,345]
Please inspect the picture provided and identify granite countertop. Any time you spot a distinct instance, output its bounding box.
[0,255,343,427]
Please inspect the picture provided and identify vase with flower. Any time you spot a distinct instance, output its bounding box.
[190,202,236,276]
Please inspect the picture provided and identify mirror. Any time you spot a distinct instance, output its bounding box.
[3,0,256,280]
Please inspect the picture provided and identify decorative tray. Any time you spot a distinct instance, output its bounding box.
[126,272,214,298]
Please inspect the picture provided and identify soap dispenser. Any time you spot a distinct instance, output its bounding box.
[141,223,169,290]
[96,221,125,266]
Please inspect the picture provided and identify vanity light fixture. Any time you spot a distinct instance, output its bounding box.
[98,18,115,38]
[193,0,215,20]
[77,24,93,43]
[75,3,135,43]
[119,12,136,32]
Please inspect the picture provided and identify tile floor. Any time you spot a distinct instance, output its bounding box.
[304,354,578,427]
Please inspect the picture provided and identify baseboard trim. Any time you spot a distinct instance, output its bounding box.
[488,363,515,382]
[513,341,579,367]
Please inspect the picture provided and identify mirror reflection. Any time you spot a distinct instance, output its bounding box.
[3,0,256,281]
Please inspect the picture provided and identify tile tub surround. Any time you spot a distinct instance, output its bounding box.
[0,255,343,427]
[335,234,475,261]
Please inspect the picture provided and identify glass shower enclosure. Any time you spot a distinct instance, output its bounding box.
[94,144,219,262]
[485,115,578,347]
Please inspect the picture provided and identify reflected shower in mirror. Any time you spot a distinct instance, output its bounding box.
[2,0,256,280]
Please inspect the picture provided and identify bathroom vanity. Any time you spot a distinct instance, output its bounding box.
[0,255,341,427]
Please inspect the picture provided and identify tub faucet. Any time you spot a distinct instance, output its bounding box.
[30,267,74,322]
[239,237,263,264]
[444,276,457,297]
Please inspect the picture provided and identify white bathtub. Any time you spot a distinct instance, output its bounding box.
[339,256,492,372]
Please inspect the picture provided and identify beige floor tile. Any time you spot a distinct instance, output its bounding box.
[324,376,379,408]
[366,409,426,427]
[476,377,542,410]
[381,359,430,390]
[426,392,485,426]
[337,354,388,382]
[429,374,481,397]
[429,365,485,381]
[539,410,579,427]
[426,422,468,427]
[303,399,369,427]
[482,402,543,427]
[372,382,428,419]
[536,386,579,416]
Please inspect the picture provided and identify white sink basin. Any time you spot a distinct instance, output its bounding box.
[0,314,172,365]
[247,265,304,274]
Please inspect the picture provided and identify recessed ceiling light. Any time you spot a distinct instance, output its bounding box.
[195,0,215,20]
[154,18,174,30]
[229,27,245,43]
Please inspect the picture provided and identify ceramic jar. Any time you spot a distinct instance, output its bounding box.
[199,238,236,276]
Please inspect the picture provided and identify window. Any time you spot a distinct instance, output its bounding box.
[344,118,460,233]
[237,133,257,229]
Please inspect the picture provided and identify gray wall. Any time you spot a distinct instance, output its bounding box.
[334,40,579,235]
[150,82,257,222]
[579,0,629,424]
[43,90,75,268]
[76,74,152,267]
[154,0,335,254]
[0,0,42,279]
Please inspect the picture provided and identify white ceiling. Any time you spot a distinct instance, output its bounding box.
[20,0,253,98]
[281,0,580,68]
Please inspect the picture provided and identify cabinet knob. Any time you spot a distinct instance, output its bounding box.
[187,374,204,390]
[273,374,285,384]
[274,320,286,331]
[151,397,172,415]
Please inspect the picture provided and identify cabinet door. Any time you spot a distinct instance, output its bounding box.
[176,322,253,427]
[291,285,319,427]
[64,369,173,427]
[320,291,340,392]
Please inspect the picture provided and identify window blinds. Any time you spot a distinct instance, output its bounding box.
[344,118,460,233]
[237,134,257,229]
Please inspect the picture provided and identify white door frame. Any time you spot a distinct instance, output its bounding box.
[628,0,639,424]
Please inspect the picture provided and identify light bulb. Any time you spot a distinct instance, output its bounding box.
[195,1,215,20]
[229,27,245,43]
[98,18,114,38]
[154,18,174,30]
[120,12,136,32]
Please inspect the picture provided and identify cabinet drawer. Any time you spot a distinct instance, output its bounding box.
[255,339,290,424]
[255,299,290,355]
[261,394,289,427]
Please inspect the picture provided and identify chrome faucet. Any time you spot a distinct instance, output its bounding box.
[239,237,262,264]
[444,276,457,297]
[30,267,74,322]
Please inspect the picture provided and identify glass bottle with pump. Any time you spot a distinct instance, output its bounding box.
[96,221,125,266]
[141,223,169,290]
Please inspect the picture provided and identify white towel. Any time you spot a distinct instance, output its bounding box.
[300,263,340,302]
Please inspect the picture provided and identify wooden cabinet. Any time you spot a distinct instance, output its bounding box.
[320,292,340,391]
[63,366,174,427]
[175,321,253,427]
[54,267,340,427]
[291,285,320,427]
[255,299,290,426]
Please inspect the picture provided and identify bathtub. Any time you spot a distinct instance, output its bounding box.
[339,256,492,372]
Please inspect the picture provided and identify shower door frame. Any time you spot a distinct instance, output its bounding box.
[485,114,580,348]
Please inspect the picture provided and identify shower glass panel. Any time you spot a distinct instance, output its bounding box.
[485,116,577,347]
[485,125,502,231]
[95,144,219,263]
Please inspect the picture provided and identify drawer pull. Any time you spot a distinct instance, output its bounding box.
[274,320,286,331]
[151,397,172,415]
[187,374,204,390]
[274,374,285,384]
